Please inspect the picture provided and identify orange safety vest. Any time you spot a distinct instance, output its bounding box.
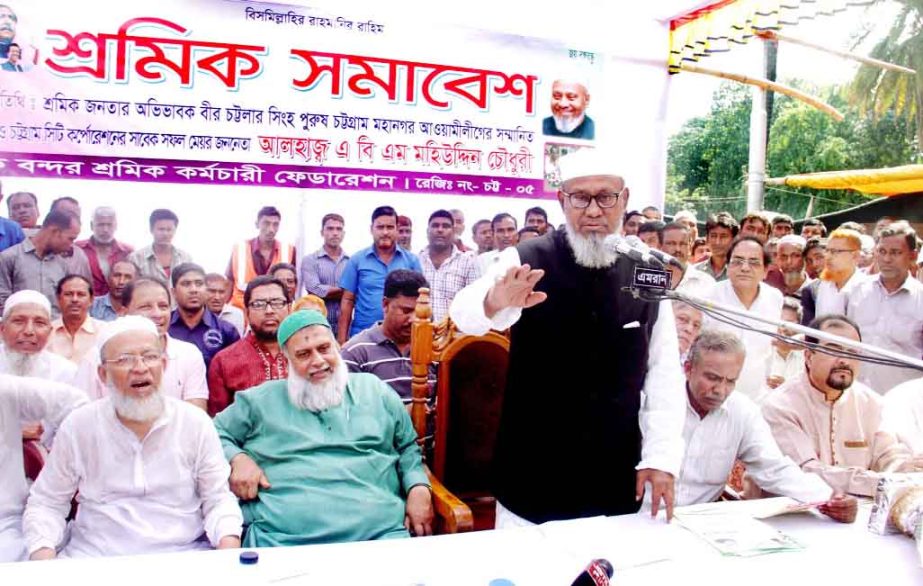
[229,239,294,309]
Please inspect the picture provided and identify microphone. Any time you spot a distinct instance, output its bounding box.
[604,234,662,268]
[623,235,684,269]
[605,235,681,269]
[570,559,614,586]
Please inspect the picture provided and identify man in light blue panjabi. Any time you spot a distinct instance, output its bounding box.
[214,310,433,547]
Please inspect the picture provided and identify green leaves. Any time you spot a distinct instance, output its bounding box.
[667,77,918,219]
[846,0,923,147]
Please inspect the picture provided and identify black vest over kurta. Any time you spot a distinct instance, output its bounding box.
[494,230,659,523]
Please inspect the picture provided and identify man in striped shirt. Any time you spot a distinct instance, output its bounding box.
[418,210,481,323]
[340,269,433,407]
[300,213,349,331]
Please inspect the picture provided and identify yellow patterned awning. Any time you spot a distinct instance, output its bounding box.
[769,165,923,196]
[669,0,874,73]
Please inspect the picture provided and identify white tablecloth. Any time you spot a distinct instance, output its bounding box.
[0,504,919,585]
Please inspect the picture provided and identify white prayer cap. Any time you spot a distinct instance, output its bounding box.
[777,235,807,249]
[548,73,591,93]
[3,290,51,319]
[859,234,875,254]
[97,315,159,358]
[557,148,622,184]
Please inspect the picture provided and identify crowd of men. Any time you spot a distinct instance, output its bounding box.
[1,152,922,562]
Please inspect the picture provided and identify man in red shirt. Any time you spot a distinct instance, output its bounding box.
[207,276,290,416]
[75,207,133,296]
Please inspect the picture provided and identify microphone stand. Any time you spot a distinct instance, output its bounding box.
[630,286,923,373]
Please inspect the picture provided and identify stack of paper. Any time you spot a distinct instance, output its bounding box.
[674,501,806,557]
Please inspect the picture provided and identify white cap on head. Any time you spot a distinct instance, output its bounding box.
[859,234,875,254]
[557,148,622,184]
[549,73,591,93]
[97,315,159,359]
[3,290,51,319]
[778,234,807,249]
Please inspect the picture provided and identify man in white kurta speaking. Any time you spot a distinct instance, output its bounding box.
[450,148,685,526]
[670,329,856,522]
[0,376,86,562]
[23,316,242,559]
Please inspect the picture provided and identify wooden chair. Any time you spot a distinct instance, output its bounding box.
[411,288,510,533]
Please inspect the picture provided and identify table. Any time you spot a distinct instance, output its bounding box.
[1,503,919,585]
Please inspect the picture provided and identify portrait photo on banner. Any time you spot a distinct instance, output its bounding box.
[0,3,38,73]
[540,51,599,142]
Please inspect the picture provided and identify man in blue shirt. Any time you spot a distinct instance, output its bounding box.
[168,262,240,368]
[337,206,421,342]
[0,183,25,252]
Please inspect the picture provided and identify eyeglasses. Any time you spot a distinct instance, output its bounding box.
[102,351,163,369]
[560,189,624,209]
[825,248,857,256]
[248,298,288,311]
[728,257,763,268]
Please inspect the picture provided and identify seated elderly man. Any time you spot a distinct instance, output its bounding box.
[0,290,76,383]
[762,315,918,497]
[669,330,856,522]
[1,376,86,562]
[214,310,432,547]
[0,290,79,442]
[23,316,242,559]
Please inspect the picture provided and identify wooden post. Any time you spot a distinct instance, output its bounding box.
[410,288,433,456]
[679,62,845,121]
[756,30,917,76]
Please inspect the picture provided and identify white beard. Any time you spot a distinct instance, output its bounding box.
[287,358,349,412]
[565,223,618,269]
[553,113,585,134]
[1,349,43,377]
[109,383,165,422]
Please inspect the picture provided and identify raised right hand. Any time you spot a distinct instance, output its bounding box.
[229,453,270,500]
[484,264,547,317]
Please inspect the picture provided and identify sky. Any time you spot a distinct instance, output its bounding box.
[665,1,902,135]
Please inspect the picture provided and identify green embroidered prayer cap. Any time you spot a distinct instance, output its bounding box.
[277,309,331,347]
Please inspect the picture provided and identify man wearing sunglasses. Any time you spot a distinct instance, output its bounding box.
[450,148,685,527]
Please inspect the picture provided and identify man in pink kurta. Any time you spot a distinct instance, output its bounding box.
[762,315,916,497]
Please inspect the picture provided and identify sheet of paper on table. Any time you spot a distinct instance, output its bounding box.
[536,514,687,571]
[675,497,822,520]
[674,501,806,557]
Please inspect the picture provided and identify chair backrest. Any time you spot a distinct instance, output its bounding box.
[411,288,510,495]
